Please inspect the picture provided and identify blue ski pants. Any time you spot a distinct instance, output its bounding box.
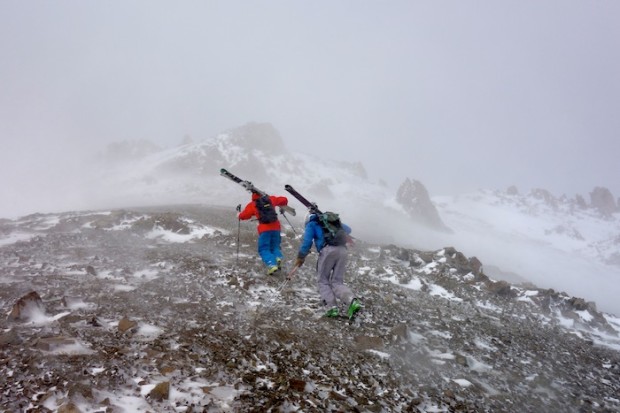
[257,230,283,268]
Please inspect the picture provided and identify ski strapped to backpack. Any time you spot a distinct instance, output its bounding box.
[220,169,296,216]
[284,184,348,246]
[284,185,319,212]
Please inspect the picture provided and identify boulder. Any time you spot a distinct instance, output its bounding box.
[149,381,170,401]
[118,317,138,334]
[8,291,45,321]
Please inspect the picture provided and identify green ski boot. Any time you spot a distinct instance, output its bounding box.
[347,298,362,319]
[325,307,340,318]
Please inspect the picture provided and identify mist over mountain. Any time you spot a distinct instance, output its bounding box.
[79,122,620,314]
[88,122,376,213]
[4,121,620,315]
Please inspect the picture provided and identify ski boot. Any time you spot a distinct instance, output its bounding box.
[325,307,340,318]
[347,298,362,319]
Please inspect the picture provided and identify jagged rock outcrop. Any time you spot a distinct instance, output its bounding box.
[574,194,588,209]
[590,186,617,216]
[396,178,450,231]
[530,188,558,210]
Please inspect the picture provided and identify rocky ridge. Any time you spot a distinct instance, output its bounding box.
[396,178,449,231]
[1,205,619,412]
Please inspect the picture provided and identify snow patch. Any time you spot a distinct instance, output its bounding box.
[428,284,463,302]
[0,232,37,246]
[453,378,474,387]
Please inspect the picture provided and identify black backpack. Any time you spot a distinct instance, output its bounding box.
[318,211,348,246]
[255,195,278,224]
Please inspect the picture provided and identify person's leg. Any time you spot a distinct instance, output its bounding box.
[257,231,277,268]
[317,246,338,308]
[328,247,361,318]
[329,247,354,305]
[270,231,283,266]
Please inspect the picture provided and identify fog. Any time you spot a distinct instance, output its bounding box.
[1,1,620,219]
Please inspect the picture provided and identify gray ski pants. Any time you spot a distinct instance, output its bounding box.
[317,245,354,308]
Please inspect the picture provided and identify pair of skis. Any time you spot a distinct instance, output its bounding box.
[220,169,329,218]
[220,169,297,216]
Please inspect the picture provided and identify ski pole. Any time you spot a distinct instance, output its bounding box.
[259,277,289,314]
[286,264,300,281]
[256,265,300,317]
[279,209,297,236]
[236,204,241,265]
[275,278,289,293]
[269,264,301,301]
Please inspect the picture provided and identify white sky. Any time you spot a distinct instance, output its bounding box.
[1,1,619,217]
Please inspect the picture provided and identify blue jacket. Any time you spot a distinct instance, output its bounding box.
[298,215,352,259]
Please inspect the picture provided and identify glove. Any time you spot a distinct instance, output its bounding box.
[236,204,242,212]
[295,257,305,267]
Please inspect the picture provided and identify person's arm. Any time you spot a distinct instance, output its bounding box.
[271,195,288,207]
[298,222,318,258]
[238,202,255,221]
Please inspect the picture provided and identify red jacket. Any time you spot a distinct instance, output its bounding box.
[239,193,289,233]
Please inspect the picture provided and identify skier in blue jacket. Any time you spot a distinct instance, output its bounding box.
[295,211,362,319]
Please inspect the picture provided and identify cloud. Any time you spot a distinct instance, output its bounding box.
[1,1,619,218]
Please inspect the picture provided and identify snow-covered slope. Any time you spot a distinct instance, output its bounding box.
[89,122,384,211]
[432,189,620,315]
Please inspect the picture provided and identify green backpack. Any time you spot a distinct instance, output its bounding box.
[318,212,347,246]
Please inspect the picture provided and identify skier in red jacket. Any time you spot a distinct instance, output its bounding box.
[238,192,289,275]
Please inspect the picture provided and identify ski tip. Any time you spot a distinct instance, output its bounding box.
[280,205,296,216]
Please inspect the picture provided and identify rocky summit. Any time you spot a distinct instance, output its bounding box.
[1,205,619,412]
